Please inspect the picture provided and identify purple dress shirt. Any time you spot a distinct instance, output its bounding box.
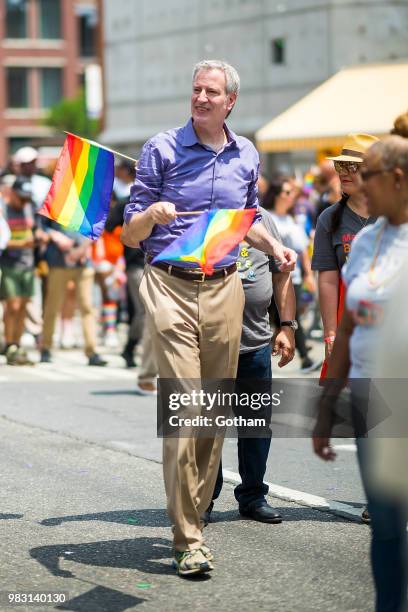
[124,118,261,268]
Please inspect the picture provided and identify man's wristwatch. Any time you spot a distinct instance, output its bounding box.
[280,320,299,331]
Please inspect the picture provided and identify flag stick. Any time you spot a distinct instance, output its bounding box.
[176,211,205,216]
[63,131,138,164]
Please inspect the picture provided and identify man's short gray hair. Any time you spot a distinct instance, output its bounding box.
[192,60,240,95]
[370,136,408,174]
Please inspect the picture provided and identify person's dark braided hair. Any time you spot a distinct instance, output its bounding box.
[330,193,349,233]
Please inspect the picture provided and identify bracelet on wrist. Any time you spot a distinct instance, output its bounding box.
[324,335,336,344]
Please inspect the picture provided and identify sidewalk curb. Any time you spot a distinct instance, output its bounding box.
[222,469,364,523]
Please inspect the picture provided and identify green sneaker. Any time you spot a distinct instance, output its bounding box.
[15,347,34,366]
[6,345,19,365]
[172,549,213,576]
[200,544,214,561]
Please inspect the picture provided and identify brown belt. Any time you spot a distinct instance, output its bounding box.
[146,256,236,282]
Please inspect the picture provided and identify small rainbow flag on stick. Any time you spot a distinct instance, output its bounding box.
[39,132,114,240]
[152,208,256,275]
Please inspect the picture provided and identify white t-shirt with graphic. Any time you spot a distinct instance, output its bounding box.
[342,218,408,378]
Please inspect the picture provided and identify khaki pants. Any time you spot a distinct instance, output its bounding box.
[139,265,244,551]
[42,267,96,357]
[137,324,157,383]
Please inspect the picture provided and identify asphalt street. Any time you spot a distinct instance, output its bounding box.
[0,345,372,611]
[0,344,366,509]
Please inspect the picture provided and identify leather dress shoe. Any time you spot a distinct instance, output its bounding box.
[239,503,282,524]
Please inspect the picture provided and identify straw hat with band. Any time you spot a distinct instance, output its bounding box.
[327,133,379,163]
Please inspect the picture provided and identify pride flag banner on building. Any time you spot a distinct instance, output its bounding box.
[152,208,257,275]
[39,133,114,240]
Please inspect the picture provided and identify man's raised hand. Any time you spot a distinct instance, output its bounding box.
[147,202,177,225]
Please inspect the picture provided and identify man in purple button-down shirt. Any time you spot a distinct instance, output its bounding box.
[122,60,296,577]
[123,117,261,268]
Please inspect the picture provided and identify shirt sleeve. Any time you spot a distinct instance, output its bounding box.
[124,139,164,225]
[245,149,261,225]
[311,214,338,271]
[262,210,282,272]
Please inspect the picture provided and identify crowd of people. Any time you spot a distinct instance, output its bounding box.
[0,141,343,378]
[1,58,407,608]
[0,152,159,391]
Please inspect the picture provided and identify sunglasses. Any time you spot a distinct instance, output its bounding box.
[333,161,360,174]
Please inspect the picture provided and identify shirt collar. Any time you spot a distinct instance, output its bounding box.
[182,118,200,147]
[224,124,237,147]
[182,118,237,148]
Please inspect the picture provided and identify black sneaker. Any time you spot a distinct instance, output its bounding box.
[121,349,136,368]
[88,353,107,367]
[40,349,52,363]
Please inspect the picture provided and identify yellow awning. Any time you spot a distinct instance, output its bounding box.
[256,62,408,153]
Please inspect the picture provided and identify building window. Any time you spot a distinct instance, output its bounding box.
[271,38,286,64]
[6,67,28,108]
[79,15,96,57]
[77,7,98,57]
[6,0,28,38]
[40,68,62,108]
[38,0,61,39]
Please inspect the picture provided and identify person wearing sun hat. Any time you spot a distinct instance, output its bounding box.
[312,133,379,369]
[312,132,378,522]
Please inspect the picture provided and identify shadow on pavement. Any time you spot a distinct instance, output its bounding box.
[211,506,352,524]
[0,513,24,520]
[40,508,170,528]
[30,537,173,578]
[56,585,145,612]
[333,500,365,509]
[90,390,139,396]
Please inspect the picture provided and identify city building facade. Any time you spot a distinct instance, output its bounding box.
[0,0,101,167]
[100,0,408,169]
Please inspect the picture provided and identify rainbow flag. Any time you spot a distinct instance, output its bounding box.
[152,208,256,275]
[39,133,114,240]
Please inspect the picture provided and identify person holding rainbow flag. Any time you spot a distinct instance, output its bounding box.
[122,60,296,577]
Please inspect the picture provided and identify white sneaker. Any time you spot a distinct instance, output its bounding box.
[20,332,36,348]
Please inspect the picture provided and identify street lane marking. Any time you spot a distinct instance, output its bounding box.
[55,366,136,381]
[0,364,137,382]
[13,366,72,381]
[222,469,363,521]
[333,444,357,452]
